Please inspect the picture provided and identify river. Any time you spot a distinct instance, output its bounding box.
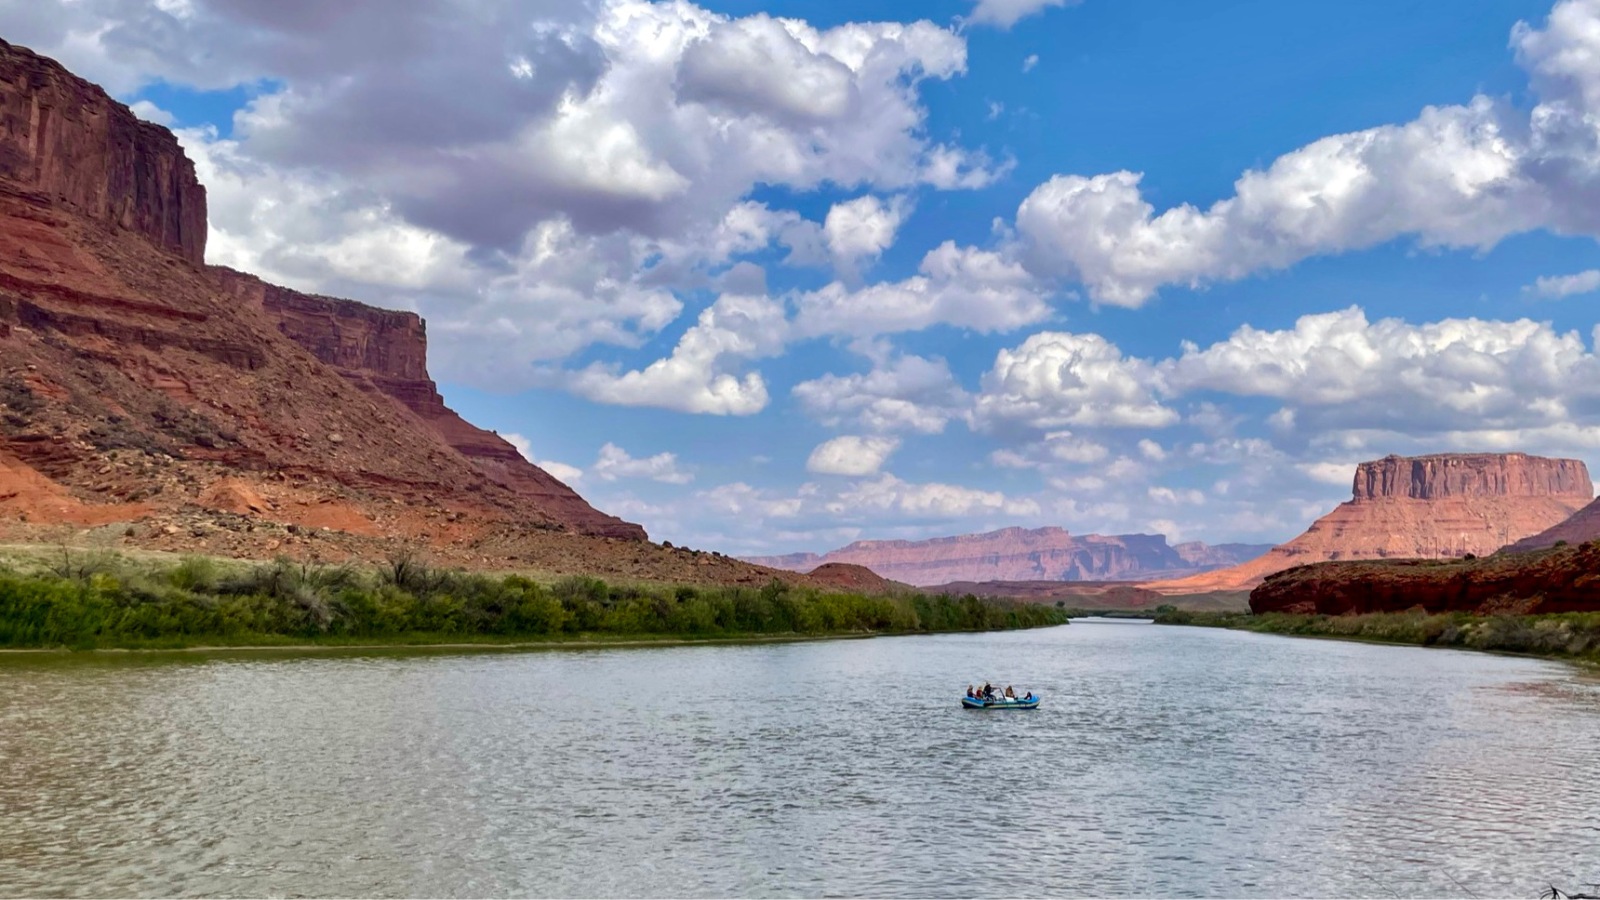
[1,621,1597,898]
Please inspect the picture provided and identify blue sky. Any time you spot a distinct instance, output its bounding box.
[7,0,1600,553]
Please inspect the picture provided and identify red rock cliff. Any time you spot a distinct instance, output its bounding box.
[1150,452,1593,594]
[0,37,654,560]
[0,38,205,265]
[1352,453,1591,501]
[211,268,646,541]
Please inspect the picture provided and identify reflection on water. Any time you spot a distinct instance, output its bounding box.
[2,624,1599,898]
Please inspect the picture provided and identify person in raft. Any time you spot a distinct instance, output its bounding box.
[1004,686,1016,699]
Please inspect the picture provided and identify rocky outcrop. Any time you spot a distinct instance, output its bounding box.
[742,527,1272,587]
[1151,453,1593,594]
[1250,542,1600,615]
[805,563,906,594]
[211,269,645,540]
[0,39,205,265]
[0,36,678,572]
[222,273,430,381]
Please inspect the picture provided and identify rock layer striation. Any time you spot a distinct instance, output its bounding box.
[0,39,205,264]
[212,269,643,539]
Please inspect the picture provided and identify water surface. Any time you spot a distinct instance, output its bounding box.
[2,623,1598,897]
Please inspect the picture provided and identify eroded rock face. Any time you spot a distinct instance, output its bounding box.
[0,39,206,265]
[210,267,646,540]
[0,37,654,559]
[1150,453,1593,594]
[1352,453,1591,501]
[743,527,1272,587]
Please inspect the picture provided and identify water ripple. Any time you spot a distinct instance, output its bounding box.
[1,626,1598,897]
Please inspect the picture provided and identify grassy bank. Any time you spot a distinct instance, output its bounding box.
[1154,609,1600,662]
[0,550,1068,650]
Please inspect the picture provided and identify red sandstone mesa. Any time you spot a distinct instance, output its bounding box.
[1149,453,1593,594]
[0,38,837,584]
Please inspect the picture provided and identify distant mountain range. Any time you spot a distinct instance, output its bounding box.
[741,527,1274,587]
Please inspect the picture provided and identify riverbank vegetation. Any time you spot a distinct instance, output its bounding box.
[1154,608,1600,662]
[0,550,1068,650]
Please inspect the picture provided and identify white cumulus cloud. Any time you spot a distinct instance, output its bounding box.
[967,0,1078,30]
[794,241,1052,338]
[591,443,693,484]
[1297,461,1357,486]
[1163,306,1600,448]
[971,331,1178,432]
[806,435,902,476]
[561,293,787,415]
[792,351,969,434]
[823,194,913,278]
[1015,99,1529,306]
[828,474,1040,517]
[1009,0,1600,306]
[1526,269,1600,297]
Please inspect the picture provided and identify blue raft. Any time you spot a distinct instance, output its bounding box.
[962,694,1040,710]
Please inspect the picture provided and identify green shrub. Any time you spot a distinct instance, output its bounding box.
[169,556,220,592]
[0,553,1069,649]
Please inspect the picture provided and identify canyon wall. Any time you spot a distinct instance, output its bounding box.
[1150,453,1593,594]
[0,37,665,567]
[0,38,205,265]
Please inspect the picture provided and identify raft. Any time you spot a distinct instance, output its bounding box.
[962,694,1040,710]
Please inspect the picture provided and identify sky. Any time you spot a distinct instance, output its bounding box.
[7,0,1600,554]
